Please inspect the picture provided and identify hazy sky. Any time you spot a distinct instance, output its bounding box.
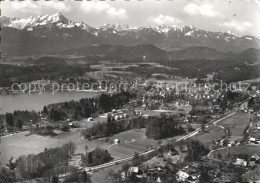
[1,0,260,36]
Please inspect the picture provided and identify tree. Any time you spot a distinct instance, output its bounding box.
[1,157,18,182]
[220,97,228,112]
[122,163,130,172]
[66,141,76,156]
[29,110,39,123]
[132,152,142,166]
[248,97,255,108]
[84,106,92,118]
[223,139,229,146]
[201,123,206,132]
[80,170,88,183]
[187,123,194,132]
[16,119,23,130]
[85,145,88,154]
[64,167,79,183]
[226,127,232,137]
[6,113,14,130]
[43,106,49,114]
[52,175,59,183]
[82,147,113,166]
[199,168,211,182]
[88,152,93,165]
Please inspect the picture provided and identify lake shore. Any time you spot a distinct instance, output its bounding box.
[0,91,103,114]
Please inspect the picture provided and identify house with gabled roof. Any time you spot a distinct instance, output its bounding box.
[250,154,260,163]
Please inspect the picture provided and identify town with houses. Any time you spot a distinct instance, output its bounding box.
[1,1,260,182]
[1,72,260,182]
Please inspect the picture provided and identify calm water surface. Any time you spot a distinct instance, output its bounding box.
[0,91,101,114]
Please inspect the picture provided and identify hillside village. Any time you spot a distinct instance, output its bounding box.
[1,2,260,182]
[1,74,260,182]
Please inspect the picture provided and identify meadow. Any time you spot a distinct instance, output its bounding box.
[1,128,157,166]
[218,112,252,141]
[107,129,157,159]
[0,129,109,166]
[193,126,225,147]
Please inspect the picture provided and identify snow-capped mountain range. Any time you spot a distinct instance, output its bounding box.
[1,13,259,56]
[0,13,94,31]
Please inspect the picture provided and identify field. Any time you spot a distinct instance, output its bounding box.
[217,112,252,141]
[0,129,109,166]
[1,128,157,166]
[107,129,157,159]
[211,145,260,159]
[192,112,252,147]
[79,117,106,128]
[242,77,260,83]
[90,163,124,183]
[193,127,225,146]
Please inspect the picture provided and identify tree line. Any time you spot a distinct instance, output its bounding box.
[145,114,185,140]
[81,146,113,167]
[81,114,185,140]
[81,115,146,139]
[1,142,76,182]
[44,92,134,122]
[0,92,134,135]
[0,110,39,132]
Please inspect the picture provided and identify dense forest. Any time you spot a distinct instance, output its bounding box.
[45,92,134,121]
[161,59,259,83]
[1,110,39,132]
[81,116,146,139]
[81,114,185,140]
[145,114,186,140]
[2,56,259,88]
[126,59,260,83]
[0,62,91,87]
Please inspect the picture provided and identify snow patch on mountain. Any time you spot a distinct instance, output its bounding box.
[100,23,137,31]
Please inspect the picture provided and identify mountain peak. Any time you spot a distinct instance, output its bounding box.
[54,12,63,16]
[0,13,97,31]
[52,12,67,21]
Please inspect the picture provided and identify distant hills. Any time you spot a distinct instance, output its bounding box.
[1,13,260,58]
[58,44,167,60]
[58,44,259,61]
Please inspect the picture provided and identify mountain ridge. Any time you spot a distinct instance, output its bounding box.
[1,13,259,56]
[55,44,259,61]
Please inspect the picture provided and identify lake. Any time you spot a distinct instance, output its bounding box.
[0,91,101,114]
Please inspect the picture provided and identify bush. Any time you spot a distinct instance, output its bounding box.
[82,147,113,166]
[61,125,70,132]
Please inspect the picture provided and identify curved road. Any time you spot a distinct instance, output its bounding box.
[83,111,237,172]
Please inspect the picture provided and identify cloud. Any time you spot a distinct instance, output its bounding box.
[81,1,127,19]
[106,8,127,19]
[183,3,219,17]
[223,20,243,31]
[220,19,253,32]
[80,2,110,14]
[11,1,71,13]
[151,14,181,25]
[243,22,252,27]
